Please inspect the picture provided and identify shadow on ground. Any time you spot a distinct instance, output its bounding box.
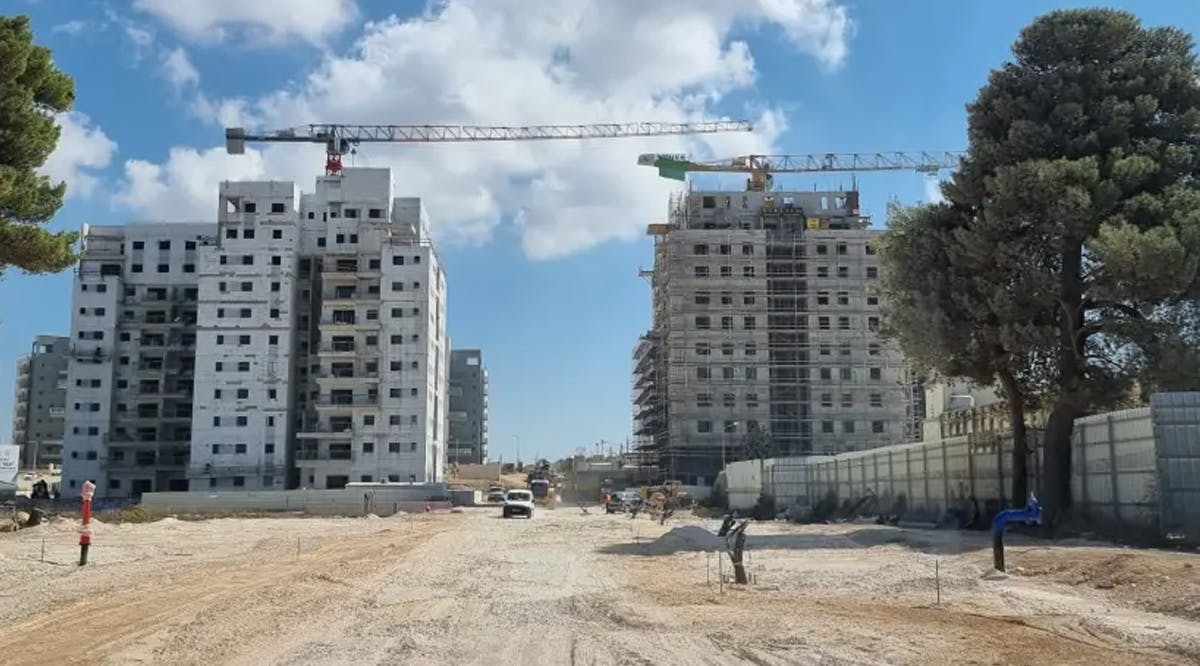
[596,524,1018,557]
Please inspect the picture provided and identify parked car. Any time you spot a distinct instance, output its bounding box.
[502,489,535,519]
[605,491,643,514]
[486,486,506,503]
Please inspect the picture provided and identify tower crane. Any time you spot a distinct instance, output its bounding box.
[637,151,965,191]
[225,121,754,176]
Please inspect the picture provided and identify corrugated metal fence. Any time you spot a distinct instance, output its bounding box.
[727,392,1200,540]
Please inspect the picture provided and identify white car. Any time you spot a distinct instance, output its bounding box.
[502,489,535,519]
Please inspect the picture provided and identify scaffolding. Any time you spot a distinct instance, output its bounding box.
[634,186,922,484]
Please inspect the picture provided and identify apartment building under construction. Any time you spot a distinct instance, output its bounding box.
[633,187,918,485]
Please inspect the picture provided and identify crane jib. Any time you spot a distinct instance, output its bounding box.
[225,121,754,175]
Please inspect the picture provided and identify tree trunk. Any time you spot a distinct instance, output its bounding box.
[1041,240,1087,527]
[997,370,1029,508]
[1040,399,1079,527]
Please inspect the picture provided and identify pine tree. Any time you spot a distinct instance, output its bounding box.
[878,201,1049,506]
[0,15,78,277]
[943,9,1200,523]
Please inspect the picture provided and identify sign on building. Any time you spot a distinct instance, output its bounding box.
[0,444,19,494]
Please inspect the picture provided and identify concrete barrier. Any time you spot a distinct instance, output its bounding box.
[141,485,452,517]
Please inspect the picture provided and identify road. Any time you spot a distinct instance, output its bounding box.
[0,507,1197,664]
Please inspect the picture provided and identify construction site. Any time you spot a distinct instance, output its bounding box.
[1,507,1198,664]
[632,155,938,485]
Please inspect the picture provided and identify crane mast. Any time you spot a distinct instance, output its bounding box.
[226,121,754,175]
[637,151,965,190]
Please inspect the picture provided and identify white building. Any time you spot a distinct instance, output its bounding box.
[62,223,213,497]
[290,169,449,488]
[187,181,299,490]
[62,168,449,498]
[922,380,1006,441]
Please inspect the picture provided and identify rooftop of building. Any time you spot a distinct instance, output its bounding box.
[662,186,870,233]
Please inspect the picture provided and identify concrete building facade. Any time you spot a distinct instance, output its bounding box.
[188,181,299,490]
[11,335,70,468]
[634,188,914,485]
[61,223,211,497]
[61,168,449,498]
[448,349,488,464]
[923,380,1005,442]
[290,170,449,489]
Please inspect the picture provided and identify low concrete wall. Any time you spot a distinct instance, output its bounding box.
[141,484,452,517]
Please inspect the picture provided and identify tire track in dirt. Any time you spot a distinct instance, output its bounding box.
[617,530,1194,665]
[0,525,446,665]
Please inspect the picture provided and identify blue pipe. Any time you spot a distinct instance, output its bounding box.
[992,494,1042,572]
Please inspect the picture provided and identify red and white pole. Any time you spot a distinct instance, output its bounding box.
[79,480,95,566]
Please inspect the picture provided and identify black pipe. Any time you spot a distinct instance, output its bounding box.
[992,528,1004,572]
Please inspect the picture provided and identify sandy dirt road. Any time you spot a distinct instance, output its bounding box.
[1,507,1198,665]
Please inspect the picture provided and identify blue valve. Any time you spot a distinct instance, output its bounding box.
[992,494,1042,572]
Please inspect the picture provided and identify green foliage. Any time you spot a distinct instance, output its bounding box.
[896,8,1200,522]
[878,196,1048,504]
[878,202,1048,391]
[0,15,78,276]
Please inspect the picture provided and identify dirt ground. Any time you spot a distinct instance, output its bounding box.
[0,508,1197,665]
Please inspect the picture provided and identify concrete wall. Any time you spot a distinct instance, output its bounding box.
[741,432,1036,521]
[1149,393,1200,539]
[141,483,452,516]
[1070,406,1156,533]
[731,393,1200,541]
[725,458,772,510]
[451,462,501,480]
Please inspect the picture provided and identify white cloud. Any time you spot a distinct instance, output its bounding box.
[124,23,154,51]
[115,0,852,258]
[756,0,852,67]
[114,147,268,219]
[41,112,118,198]
[52,20,91,36]
[132,0,357,44]
[161,47,200,88]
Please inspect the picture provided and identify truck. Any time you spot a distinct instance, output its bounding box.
[529,478,552,503]
[526,459,556,507]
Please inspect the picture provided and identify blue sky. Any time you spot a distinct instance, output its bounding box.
[5,0,1200,463]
